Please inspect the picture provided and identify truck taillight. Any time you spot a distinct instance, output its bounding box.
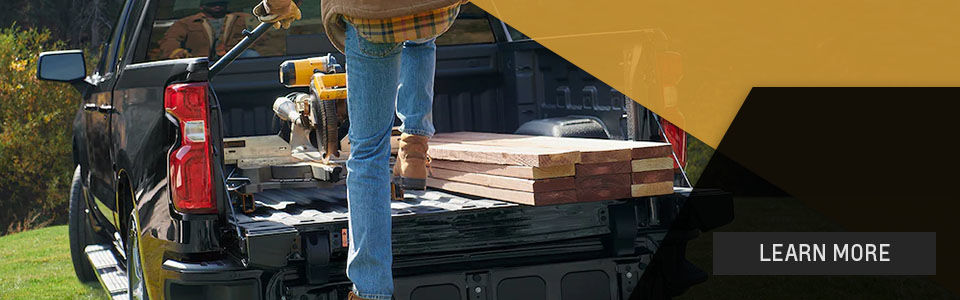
[165,82,216,214]
[656,51,686,170]
[660,118,687,170]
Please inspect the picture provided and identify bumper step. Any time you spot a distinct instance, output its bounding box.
[85,245,130,300]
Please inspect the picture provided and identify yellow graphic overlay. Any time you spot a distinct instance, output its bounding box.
[471,0,960,148]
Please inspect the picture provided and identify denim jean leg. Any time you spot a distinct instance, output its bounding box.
[396,39,437,137]
[343,22,402,300]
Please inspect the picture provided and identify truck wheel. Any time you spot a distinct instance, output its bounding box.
[68,166,97,283]
[127,212,149,300]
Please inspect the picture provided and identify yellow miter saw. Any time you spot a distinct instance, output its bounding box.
[272,54,405,200]
[215,24,405,206]
[272,54,348,162]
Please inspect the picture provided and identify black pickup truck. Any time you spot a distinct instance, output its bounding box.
[37,1,731,299]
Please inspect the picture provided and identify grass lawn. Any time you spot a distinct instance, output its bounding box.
[677,197,958,299]
[0,225,105,300]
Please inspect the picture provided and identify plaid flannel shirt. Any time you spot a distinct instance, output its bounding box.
[344,3,461,43]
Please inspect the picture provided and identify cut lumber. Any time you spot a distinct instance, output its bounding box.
[422,132,675,203]
[575,161,632,177]
[632,157,674,173]
[574,173,632,201]
[432,132,631,163]
[429,160,574,179]
[632,169,675,184]
[578,186,632,201]
[631,182,674,197]
[574,173,631,189]
[426,178,578,206]
[428,168,573,192]
[433,132,672,161]
[631,144,674,159]
[427,142,580,167]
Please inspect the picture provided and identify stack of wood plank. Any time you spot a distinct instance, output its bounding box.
[424,132,676,206]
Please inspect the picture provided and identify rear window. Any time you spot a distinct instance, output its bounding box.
[139,1,493,63]
[141,0,323,62]
[436,4,495,46]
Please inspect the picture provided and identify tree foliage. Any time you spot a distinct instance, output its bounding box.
[0,26,78,234]
[0,0,123,47]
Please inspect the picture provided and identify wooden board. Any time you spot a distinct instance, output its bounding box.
[631,182,674,197]
[574,174,632,201]
[575,173,631,189]
[632,169,675,184]
[427,142,580,167]
[433,132,673,161]
[632,157,675,172]
[575,161,632,177]
[426,178,578,206]
[631,144,674,159]
[429,168,574,192]
[432,132,632,163]
[430,160,575,179]
[578,186,632,201]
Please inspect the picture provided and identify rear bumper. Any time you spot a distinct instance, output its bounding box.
[393,257,643,300]
[159,255,643,300]
[281,257,645,300]
[161,258,263,300]
[153,189,720,300]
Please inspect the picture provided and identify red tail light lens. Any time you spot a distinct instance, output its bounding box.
[165,82,216,214]
[660,118,687,170]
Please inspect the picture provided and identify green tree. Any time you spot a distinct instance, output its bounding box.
[0,26,78,234]
[0,0,122,47]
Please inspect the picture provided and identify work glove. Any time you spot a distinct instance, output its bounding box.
[169,48,192,59]
[253,0,301,30]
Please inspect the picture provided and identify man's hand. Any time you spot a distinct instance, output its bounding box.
[253,0,301,30]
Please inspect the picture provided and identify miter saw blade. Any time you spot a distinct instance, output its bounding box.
[311,97,341,161]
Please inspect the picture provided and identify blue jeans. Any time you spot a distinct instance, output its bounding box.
[343,22,437,299]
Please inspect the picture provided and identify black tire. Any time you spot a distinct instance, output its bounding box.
[127,211,149,300]
[68,166,97,283]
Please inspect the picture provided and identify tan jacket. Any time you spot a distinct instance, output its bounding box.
[264,0,465,52]
[158,12,248,58]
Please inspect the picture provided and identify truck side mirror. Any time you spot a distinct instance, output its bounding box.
[37,50,86,82]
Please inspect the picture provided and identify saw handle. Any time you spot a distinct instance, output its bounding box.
[273,94,304,125]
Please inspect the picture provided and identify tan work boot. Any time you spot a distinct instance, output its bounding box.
[347,291,374,300]
[393,133,429,190]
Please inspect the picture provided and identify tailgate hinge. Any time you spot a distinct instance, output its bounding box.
[303,231,331,284]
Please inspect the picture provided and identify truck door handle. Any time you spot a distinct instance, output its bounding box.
[83,103,98,111]
[98,105,115,113]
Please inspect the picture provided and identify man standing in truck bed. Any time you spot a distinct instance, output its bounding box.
[254,0,467,299]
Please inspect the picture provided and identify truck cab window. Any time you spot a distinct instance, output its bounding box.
[116,0,148,66]
[436,3,495,46]
[140,0,323,62]
[503,23,531,42]
[95,0,132,76]
[138,1,493,63]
